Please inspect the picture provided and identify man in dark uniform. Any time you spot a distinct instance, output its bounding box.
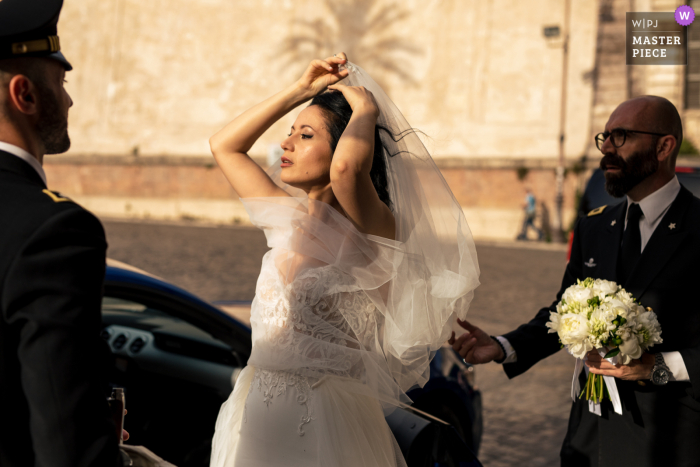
[450,96,700,466]
[0,1,125,465]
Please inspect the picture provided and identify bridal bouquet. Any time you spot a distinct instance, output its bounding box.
[546,278,662,405]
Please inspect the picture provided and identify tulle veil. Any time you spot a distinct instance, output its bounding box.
[210,61,480,467]
[256,61,481,408]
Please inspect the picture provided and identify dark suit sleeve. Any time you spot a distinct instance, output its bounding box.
[2,208,121,467]
[501,217,586,379]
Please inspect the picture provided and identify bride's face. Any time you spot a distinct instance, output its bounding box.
[279,106,334,190]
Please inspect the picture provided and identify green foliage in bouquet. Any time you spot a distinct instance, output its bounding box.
[546,278,663,404]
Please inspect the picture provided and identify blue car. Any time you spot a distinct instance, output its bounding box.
[101,260,483,466]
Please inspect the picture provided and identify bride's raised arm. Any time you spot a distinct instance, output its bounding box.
[209,55,349,198]
[326,83,396,240]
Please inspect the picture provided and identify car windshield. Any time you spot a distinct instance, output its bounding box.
[102,297,167,316]
[101,296,233,353]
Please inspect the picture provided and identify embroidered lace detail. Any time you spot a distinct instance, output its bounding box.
[253,264,379,381]
[246,368,315,436]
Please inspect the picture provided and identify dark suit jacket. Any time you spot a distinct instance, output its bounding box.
[0,150,120,466]
[502,185,700,467]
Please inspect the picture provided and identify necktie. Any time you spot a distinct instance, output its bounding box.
[617,203,643,285]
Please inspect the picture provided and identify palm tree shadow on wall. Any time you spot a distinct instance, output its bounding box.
[278,0,423,90]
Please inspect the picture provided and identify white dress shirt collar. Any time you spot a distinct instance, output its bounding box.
[625,175,681,226]
[0,141,47,186]
[624,175,681,251]
[496,176,689,383]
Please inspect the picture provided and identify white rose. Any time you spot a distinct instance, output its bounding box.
[558,313,590,345]
[561,284,578,301]
[568,339,594,360]
[598,302,618,318]
[604,298,631,319]
[589,308,616,337]
[617,326,633,340]
[618,336,643,364]
[615,289,636,308]
[593,279,618,297]
[562,286,594,306]
[546,312,561,333]
[636,310,663,349]
[633,304,647,318]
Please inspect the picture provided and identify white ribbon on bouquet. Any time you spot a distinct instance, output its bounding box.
[571,348,623,416]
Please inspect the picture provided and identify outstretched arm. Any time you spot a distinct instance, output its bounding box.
[450,218,587,373]
[448,318,505,364]
[210,55,349,199]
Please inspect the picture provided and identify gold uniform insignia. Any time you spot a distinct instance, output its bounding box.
[42,189,72,203]
[587,205,607,217]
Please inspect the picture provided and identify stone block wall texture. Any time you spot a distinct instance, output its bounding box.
[49,0,698,238]
[46,163,237,199]
[588,0,697,154]
[44,162,582,240]
[57,0,600,161]
[49,0,601,238]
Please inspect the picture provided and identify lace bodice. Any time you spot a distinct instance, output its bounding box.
[245,257,382,435]
[241,195,477,409]
[212,62,476,467]
[251,258,379,381]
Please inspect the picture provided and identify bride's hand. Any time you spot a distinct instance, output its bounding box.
[326,83,379,119]
[296,53,349,97]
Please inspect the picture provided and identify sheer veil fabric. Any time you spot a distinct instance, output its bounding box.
[210,63,479,466]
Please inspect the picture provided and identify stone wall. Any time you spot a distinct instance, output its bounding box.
[44,157,583,240]
[58,0,599,162]
[588,0,700,154]
[50,0,602,239]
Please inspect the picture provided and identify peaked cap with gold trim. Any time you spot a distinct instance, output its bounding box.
[0,0,72,71]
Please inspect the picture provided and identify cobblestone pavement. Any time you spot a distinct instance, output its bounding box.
[104,220,573,467]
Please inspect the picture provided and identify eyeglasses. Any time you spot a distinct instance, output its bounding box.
[595,128,668,151]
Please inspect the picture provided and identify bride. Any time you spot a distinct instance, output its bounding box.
[209,52,480,467]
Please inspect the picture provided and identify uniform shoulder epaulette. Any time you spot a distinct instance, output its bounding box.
[42,189,73,203]
[587,205,607,217]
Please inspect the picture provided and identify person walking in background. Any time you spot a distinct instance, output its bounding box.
[517,187,544,241]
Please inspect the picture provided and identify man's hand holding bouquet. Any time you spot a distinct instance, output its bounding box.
[547,278,662,414]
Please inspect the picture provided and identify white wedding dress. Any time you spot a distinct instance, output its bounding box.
[211,197,409,467]
[210,63,480,467]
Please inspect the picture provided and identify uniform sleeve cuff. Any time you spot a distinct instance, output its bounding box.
[496,336,517,364]
[662,351,690,382]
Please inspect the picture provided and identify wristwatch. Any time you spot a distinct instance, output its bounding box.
[650,353,671,385]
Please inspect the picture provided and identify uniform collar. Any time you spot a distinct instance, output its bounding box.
[0,141,47,186]
[625,175,681,225]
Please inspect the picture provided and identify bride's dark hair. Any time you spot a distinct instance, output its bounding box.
[309,91,392,210]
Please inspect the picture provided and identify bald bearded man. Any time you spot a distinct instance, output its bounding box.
[450,96,700,467]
